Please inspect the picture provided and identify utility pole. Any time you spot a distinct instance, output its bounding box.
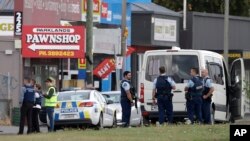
[86,0,93,87]
[224,0,229,69]
[121,0,127,73]
[183,0,187,30]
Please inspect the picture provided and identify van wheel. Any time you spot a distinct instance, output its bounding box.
[151,119,157,125]
[142,116,150,127]
[54,126,57,132]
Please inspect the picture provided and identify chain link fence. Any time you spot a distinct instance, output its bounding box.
[0,73,11,125]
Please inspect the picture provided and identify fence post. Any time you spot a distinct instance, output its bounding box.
[7,72,12,123]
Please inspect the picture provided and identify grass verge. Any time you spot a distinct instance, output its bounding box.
[1,124,229,141]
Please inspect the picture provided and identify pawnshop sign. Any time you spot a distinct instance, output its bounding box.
[22,26,85,58]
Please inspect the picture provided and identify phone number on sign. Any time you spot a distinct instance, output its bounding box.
[38,51,75,57]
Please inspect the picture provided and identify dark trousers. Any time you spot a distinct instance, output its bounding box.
[157,95,173,124]
[32,108,40,132]
[18,102,33,134]
[202,100,211,124]
[46,107,54,132]
[121,98,131,127]
[186,96,202,124]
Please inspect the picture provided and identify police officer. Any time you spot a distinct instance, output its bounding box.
[120,71,134,127]
[201,69,214,124]
[32,83,42,133]
[43,77,57,132]
[184,67,203,124]
[152,66,176,125]
[18,77,35,135]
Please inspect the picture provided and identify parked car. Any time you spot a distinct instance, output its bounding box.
[101,91,142,127]
[40,89,116,130]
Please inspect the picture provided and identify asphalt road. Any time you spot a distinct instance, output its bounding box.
[1,114,250,135]
[0,125,48,135]
[233,113,250,125]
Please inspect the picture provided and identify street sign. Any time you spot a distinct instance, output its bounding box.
[115,56,123,69]
[22,26,85,58]
[93,58,115,78]
[78,58,86,69]
[14,11,22,36]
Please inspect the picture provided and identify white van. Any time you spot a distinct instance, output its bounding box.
[138,49,246,124]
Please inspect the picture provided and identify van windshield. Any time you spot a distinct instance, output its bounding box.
[145,55,199,83]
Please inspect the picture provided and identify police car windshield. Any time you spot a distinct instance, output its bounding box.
[145,55,199,83]
[57,91,90,101]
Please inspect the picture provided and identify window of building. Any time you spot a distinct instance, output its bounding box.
[62,59,78,70]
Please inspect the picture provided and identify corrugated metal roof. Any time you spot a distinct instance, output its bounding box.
[131,3,181,17]
[0,0,14,11]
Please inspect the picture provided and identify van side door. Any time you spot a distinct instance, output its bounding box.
[206,61,227,121]
[230,58,246,120]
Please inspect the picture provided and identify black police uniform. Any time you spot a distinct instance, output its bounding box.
[18,84,35,134]
[186,76,203,124]
[202,77,212,124]
[120,79,132,127]
[155,75,174,124]
[32,90,42,132]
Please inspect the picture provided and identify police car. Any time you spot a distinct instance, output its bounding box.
[52,90,116,130]
[101,91,142,127]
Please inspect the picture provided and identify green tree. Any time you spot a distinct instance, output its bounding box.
[153,0,250,17]
[205,0,224,14]
[230,0,250,17]
[153,0,183,11]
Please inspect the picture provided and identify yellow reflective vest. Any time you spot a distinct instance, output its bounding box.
[45,86,57,107]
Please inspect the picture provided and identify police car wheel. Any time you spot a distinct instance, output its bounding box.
[95,113,103,130]
[210,109,215,125]
[112,114,117,128]
[139,116,143,127]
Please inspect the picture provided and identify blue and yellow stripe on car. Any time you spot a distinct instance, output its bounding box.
[54,101,87,121]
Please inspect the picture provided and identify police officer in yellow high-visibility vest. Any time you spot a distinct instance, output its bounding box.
[43,77,57,132]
